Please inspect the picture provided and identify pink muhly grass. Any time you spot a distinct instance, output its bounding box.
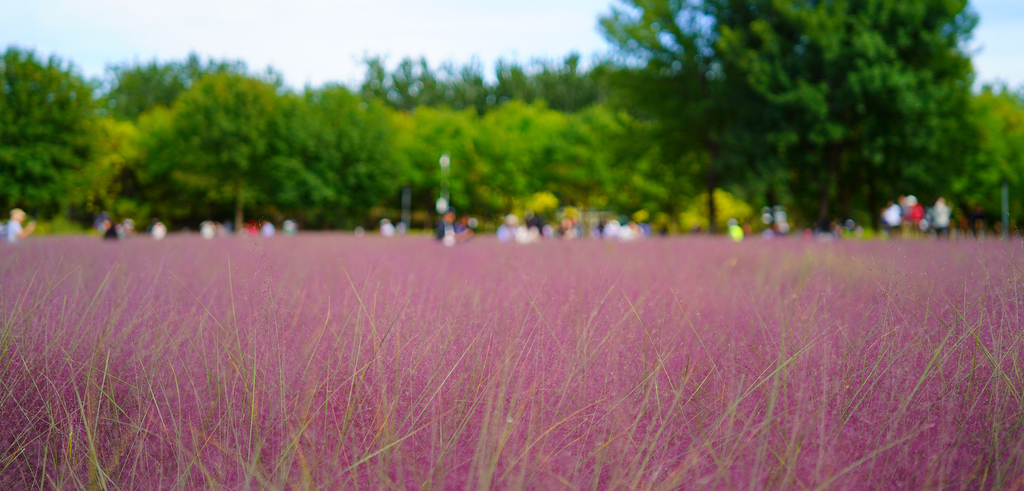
[0,235,1022,489]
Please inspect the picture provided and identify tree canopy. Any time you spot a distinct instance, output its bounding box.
[0,0,1022,234]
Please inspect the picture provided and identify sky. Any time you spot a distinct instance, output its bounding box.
[1,0,1021,90]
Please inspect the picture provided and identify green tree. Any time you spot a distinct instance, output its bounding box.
[298,85,400,227]
[105,54,249,121]
[143,72,280,227]
[388,106,481,219]
[600,0,749,232]
[74,117,145,220]
[953,87,1024,225]
[716,0,977,227]
[0,47,95,217]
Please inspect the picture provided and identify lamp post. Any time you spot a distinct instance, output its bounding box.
[436,154,451,214]
[401,185,411,232]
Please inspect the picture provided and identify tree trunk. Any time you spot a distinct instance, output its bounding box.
[234,179,244,230]
[868,178,879,231]
[707,174,717,234]
[817,143,843,229]
[706,144,720,234]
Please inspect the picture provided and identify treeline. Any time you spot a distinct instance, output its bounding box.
[2,0,1023,233]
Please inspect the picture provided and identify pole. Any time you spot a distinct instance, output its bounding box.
[1002,181,1010,239]
[401,186,411,230]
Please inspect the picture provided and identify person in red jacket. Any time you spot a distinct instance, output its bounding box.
[906,195,925,235]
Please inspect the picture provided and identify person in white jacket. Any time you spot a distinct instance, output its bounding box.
[882,202,902,238]
[5,208,36,243]
[931,197,951,238]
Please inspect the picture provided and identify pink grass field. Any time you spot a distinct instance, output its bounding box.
[1,234,1023,490]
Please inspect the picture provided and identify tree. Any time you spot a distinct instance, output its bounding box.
[716,0,977,227]
[298,85,400,228]
[143,72,280,227]
[953,87,1024,224]
[600,0,750,232]
[74,117,145,220]
[601,0,977,230]
[358,55,609,116]
[0,47,95,217]
[105,54,249,121]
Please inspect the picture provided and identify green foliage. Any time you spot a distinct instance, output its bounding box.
[0,47,95,216]
[34,215,90,235]
[105,54,253,121]
[143,72,281,226]
[679,189,756,231]
[600,0,755,232]
[74,117,142,216]
[359,54,608,114]
[1,18,1019,234]
[602,0,978,231]
[524,191,560,215]
[953,87,1024,222]
[298,86,400,228]
[719,0,977,227]
[388,101,668,222]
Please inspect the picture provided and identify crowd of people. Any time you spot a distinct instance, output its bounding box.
[880,195,955,238]
[0,198,1011,245]
[429,208,656,246]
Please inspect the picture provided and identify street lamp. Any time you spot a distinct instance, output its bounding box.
[436,153,451,214]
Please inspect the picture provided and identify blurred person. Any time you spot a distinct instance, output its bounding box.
[559,217,578,240]
[497,214,518,243]
[199,220,216,239]
[618,221,637,241]
[603,220,620,239]
[514,224,531,244]
[524,211,543,236]
[907,196,924,234]
[882,201,902,237]
[454,215,475,242]
[971,205,986,238]
[103,219,120,240]
[261,221,276,238]
[727,218,744,242]
[380,218,396,237]
[121,218,136,236]
[282,219,298,235]
[775,223,790,235]
[150,219,167,240]
[436,207,456,243]
[395,222,408,235]
[630,221,643,240]
[5,208,36,244]
[542,223,554,239]
[93,211,110,233]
